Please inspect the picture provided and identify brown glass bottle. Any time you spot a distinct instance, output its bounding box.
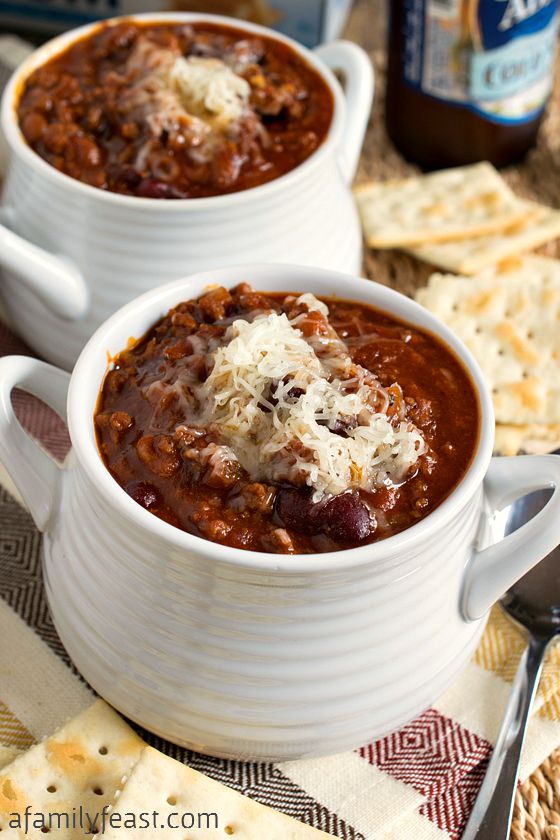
[385,1,556,170]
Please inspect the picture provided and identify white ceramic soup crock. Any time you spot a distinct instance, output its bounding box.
[1,264,560,762]
[0,14,373,370]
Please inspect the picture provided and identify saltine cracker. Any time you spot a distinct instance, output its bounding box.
[405,201,560,274]
[101,746,333,840]
[415,257,560,425]
[354,163,528,248]
[0,700,144,840]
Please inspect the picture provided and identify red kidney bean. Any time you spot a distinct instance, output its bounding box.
[275,489,376,544]
[129,481,159,510]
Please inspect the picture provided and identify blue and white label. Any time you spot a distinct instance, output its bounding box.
[402,0,559,124]
[471,16,557,100]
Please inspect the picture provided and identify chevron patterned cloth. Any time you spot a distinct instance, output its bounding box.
[0,319,559,839]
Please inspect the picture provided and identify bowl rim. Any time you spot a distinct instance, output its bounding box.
[67,263,495,572]
[1,11,345,211]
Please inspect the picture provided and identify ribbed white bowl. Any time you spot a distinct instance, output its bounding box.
[43,466,487,758]
[2,265,560,760]
[0,13,372,369]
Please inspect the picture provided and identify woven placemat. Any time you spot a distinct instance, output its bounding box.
[345,3,560,838]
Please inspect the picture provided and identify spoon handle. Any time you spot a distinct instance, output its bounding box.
[461,635,549,840]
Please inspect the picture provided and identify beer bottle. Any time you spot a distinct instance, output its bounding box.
[385,0,559,169]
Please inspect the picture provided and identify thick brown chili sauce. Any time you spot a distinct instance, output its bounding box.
[95,285,480,553]
[17,21,334,199]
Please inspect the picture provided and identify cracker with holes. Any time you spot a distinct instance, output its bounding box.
[405,201,560,274]
[0,700,144,840]
[494,423,560,456]
[415,256,560,424]
[101,745,332,839]
[354,162,528,248]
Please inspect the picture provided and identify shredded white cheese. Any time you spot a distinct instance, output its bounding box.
[170,56,251,128]
[193,295,426,500]
[119,37,251,157]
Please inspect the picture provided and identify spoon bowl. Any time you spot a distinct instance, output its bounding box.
[463,457,560,839]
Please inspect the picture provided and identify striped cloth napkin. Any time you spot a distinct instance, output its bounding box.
[1,38,560,840]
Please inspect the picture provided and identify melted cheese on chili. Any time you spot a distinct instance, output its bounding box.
[122,37,251,157]
[191,294,426,500]
[171,56,251,127]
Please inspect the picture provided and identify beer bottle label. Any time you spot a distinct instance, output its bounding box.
[401,0,558,123]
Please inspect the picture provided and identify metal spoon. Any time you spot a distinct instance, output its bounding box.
[462,474,560,839]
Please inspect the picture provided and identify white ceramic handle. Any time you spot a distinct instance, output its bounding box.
[0,355,70,531]
[0,220,89,319]
[314,40,374,183]
[462,455,560,621]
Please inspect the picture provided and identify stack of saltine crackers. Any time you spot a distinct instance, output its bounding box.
[354,162,560,456]
[0,700,331,840]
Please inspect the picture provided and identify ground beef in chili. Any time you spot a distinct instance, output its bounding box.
[17,21,334,199]
[95,285,480,553]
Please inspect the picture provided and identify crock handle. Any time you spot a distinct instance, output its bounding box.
[0,355,70,531]
[0,219,89,319]
[461,455,560,621]
[313,41,374,183]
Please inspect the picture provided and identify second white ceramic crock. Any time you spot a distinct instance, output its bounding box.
[1,264,560,761]
[0,13,373,369]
